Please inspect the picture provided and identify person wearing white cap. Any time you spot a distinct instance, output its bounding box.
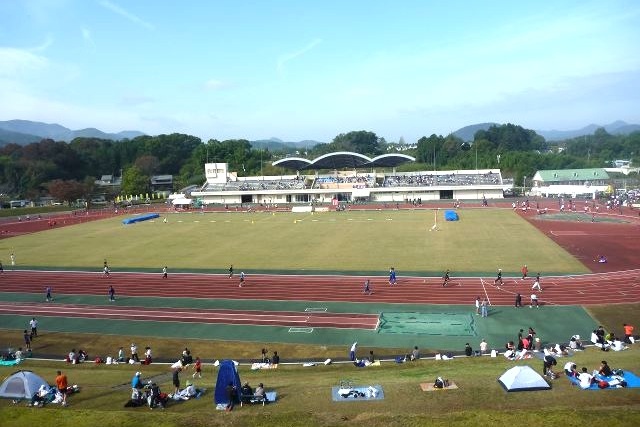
[131,371,143,399]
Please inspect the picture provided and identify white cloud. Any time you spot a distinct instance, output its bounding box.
[81,27,95,48]
[0,47,48,78]
[204,79,225,91]
[277,38,322,75]
[32,34,54,52]
[119,94,156,106]
[99,0,154,30]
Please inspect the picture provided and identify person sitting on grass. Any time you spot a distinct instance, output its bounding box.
[597,360,612,377]
[241,382,253,403]
[175,380,197,400]
[30,384,52,406]
[254,383,268,402]
[578,367,595,389]
[569,335,585,351]
[564,362,578,378]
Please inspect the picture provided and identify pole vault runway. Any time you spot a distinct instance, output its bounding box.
[0,302,379,329]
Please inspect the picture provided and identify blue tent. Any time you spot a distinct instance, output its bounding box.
[214,360,242,405]
[444,210,459,221]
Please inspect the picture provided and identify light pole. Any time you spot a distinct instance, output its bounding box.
[523,176,527,197]
[475,145,478,171]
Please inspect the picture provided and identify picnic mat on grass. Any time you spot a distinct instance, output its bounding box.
[331,385,384,402]
[567,371,640,390]
[420,381,459,391]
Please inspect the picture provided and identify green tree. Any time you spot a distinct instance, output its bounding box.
[120,166,149,196]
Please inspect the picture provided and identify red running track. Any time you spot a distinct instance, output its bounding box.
[1,269,639,307]
[0,302,378,329]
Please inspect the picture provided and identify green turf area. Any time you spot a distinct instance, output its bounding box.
[0,292,598,351]
[378,312,477,336]
[539,212,630,223]
[0,209,588,275]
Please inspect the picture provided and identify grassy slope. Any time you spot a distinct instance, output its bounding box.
[0,209,587,274]
[0,346,638,427]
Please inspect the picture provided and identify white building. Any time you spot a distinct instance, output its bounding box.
[529,168,610,199]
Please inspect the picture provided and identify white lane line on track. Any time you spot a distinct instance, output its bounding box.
[480,278,491,306]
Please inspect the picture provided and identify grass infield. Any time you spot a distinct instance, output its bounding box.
[0,209,588,275]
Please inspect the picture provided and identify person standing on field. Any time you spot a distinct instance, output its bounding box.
[55,370,68,406]
[29,317,38,338]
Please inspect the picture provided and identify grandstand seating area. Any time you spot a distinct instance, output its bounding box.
[198,171,502,194]
[384,172,501,187]
[313,175,377,189]
[201,178,306,192]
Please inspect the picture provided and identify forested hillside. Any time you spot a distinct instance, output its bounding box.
[0,125,638,203]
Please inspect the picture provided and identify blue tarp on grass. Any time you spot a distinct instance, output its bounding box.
[444,210,459,221]
[567,371,640,390]
[122,213,160,225]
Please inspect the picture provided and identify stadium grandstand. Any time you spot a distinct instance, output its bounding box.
[190,152,507,206]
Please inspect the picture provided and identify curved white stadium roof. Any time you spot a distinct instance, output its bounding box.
[272,151,415,170]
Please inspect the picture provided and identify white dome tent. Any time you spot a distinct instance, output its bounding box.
[0,370,48,400]
[498,365,551,392]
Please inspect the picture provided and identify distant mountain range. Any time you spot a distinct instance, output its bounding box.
[535,120,640,141]
[250,137,324,152]
[452,120,640,142]
[1,119,638,148]
[0,119,145,145]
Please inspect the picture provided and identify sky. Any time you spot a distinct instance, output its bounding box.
[0,0,639,143]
